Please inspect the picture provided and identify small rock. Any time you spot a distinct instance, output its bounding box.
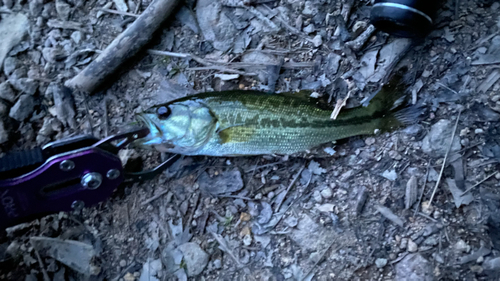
[303,23,315,34]
[284,216,298,227]
[47,83,76,128]
[29,0,44,17]
[313,190,323,203]
[302,1,317,15]
[474,128,484,134]
[9,77,38,95]
[396,254,433,281]
[30,237,96,275]
[407,239,418,252]
[243,234,252,246]
[326,53,341,75]
[9,94,36,121]
[312,35,323,47]
[421,201,434,215]
[0,13,29,70]
[320,188,333,199]
[365,137,376,145]
[0,81,17,102]
[70,31,82,44]
[139,259,162,281]
[119,260,127,267]
[0,101,8,116]
[316,203,334,213]
[454,239,470,253]
[432,252,444,264]
[177,242,209,277]
[375,258,388,268]
[213,259,222,269]
[198,169,244,196]
[422,119,461,157]
[381,169,397,181]
[477,256,484,264]
[0,120,9,144]
[483,257,500,272]
[55,0,71,20]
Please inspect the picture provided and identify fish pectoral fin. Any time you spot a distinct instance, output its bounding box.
[217,124,254,144]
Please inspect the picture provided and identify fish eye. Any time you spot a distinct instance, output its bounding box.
[157,106,171,120]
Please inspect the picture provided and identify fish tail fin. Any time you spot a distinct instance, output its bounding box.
[360,72,424,132]
[375,105,425,133]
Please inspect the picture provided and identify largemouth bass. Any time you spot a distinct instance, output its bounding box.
[134,79,420,156]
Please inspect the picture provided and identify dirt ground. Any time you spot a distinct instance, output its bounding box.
[1,0,500,280]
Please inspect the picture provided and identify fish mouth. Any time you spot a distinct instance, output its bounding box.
[135,114,163,145]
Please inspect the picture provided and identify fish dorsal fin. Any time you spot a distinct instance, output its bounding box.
[277,90,332,110]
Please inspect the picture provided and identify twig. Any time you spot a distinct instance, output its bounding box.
[102,98,109,137]
[417,212,438,222]
[147,49,209,65]
[428,110,461,206]
[437,82,458,94]
[186,66,257,76]
[245,160,283,173]
[99,8,139,17]
[33,248,50,281]
[65,0,181,93]
[330,90,351,120]
[460,172,499,196]
[275,165,305,212]
[82,97,94,136]
[141,187,170,206]
[218,195,253,200]
[301,239,338,281]
[345,25,376,51]
[414,161,430,217]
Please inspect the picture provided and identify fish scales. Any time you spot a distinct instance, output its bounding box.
[134,79,420,156]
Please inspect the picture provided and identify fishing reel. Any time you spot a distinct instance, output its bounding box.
[370,0,441,37]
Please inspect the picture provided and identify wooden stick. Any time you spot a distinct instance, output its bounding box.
[65,0,181,93]
[428,110,461,206]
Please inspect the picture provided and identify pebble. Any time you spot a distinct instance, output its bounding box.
[243,234,252,246]
[375,258,388,268]
[0,102,8,116]
[9,94,36,121]
[213,259,222,269]
[388,150,402,160]
[29,0,44,17]
[320,188,333,199]
[432,252,444,264]
[55,0,71,20]
[407,239,418,253]
[71,31,82,44]
[422,119,461,157]
[9,77,38,95]
[365,137,376,145]
[313,190,323,203]
[312,35,322,47]
[0,81,17,102]
[0,120,9,144]
[474,128,484,134]
[395,254,433,281]
[302,1,317,15]
[284,216,298,227]
[119,260,127,267]
[454,239,470,253]
[483,257,500,271]
[303,23,315,34]
[177,242,209,276]
[477,256,484,264]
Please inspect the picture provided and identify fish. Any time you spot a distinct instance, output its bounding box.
[134,76,421,156]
